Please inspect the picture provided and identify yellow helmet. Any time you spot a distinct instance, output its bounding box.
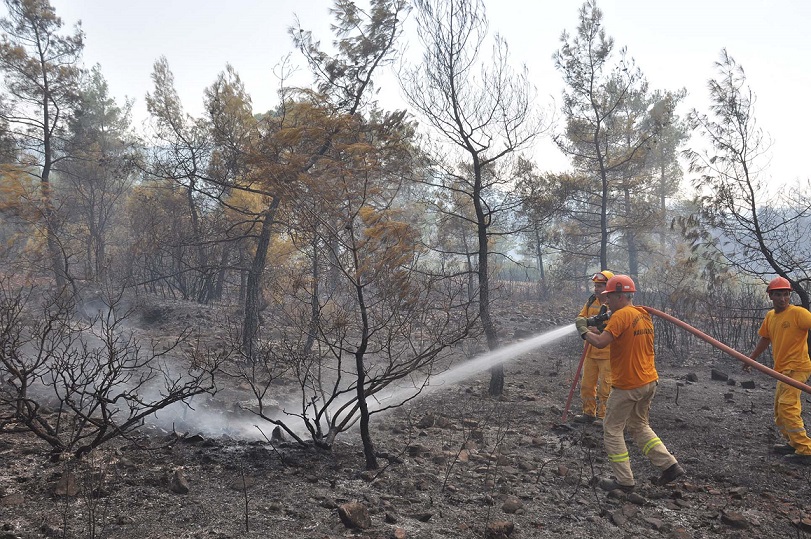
[591,270,615,283]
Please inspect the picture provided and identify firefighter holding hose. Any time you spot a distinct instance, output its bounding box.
[572,270,614,424]
[580,274,685,491]
[748,276,811,463]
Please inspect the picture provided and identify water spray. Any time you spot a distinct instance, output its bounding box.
[370,324,577,411]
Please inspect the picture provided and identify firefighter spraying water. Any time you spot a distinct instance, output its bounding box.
[566,273,811,489]
[575,274,684,492]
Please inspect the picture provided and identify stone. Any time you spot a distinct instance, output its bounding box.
[485,520,514,538]
[417,413,435,428]
[338,501,371,529]
[610,509,627,526]
[627,492,646,505]
[169,469,190,494]
[621,504,638,518]
[711,369,729,381]
[728,486,747,499]
[54,472,79,497]
[643,516,664,530]
[227,475,256,490]
[179,433,205,444]
[720,510,749,529]
[501,496,523,514]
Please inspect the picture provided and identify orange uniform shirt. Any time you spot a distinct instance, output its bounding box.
[758,305,811,372]
[578,296,610,361]
[603,305,658,390]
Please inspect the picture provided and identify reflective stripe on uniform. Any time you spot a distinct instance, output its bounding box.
[608,451,629,463]
[642,437,663,455]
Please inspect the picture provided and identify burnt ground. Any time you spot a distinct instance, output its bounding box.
[2,300,811,539]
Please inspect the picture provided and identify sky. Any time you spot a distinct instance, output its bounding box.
[11,0,811,188]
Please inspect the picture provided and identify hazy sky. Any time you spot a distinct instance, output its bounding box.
[16,0,811,187]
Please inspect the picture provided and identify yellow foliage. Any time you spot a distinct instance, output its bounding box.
[0,165,38,218]
[224,188,267,216]
[355,205,421,281]
[343,142,374,156]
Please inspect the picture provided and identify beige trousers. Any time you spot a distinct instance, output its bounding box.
[603,381,678,486]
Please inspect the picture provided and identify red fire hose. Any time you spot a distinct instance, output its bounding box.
[562,342,589,422]
[644,306,811,395]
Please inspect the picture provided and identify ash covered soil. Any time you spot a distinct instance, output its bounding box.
[2,300,811,539]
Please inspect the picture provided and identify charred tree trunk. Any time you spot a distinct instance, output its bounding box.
[471,161,502,397]
[242,199,279,358]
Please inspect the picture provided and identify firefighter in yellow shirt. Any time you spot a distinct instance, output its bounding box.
[572,270,614,423]
[583,275,684,492]
[749,276,811,462]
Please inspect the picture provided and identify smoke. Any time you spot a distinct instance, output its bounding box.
[149,397,269,441]
[77,294,580,443]
[145,325,577,442]
[6,289,577,446]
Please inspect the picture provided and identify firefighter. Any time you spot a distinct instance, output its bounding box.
[748,276,811,463]
[582,275,685,492]
[572,270,614,424]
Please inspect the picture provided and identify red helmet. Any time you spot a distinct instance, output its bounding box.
[591,270,615,283]
[766,276,792,292]
[602,274,636,295]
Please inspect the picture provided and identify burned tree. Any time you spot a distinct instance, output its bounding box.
[400,0,544,396]
[685,49,811,308]
[0,281,223,458]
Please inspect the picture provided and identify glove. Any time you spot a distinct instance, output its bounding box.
[575,317,588,339]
